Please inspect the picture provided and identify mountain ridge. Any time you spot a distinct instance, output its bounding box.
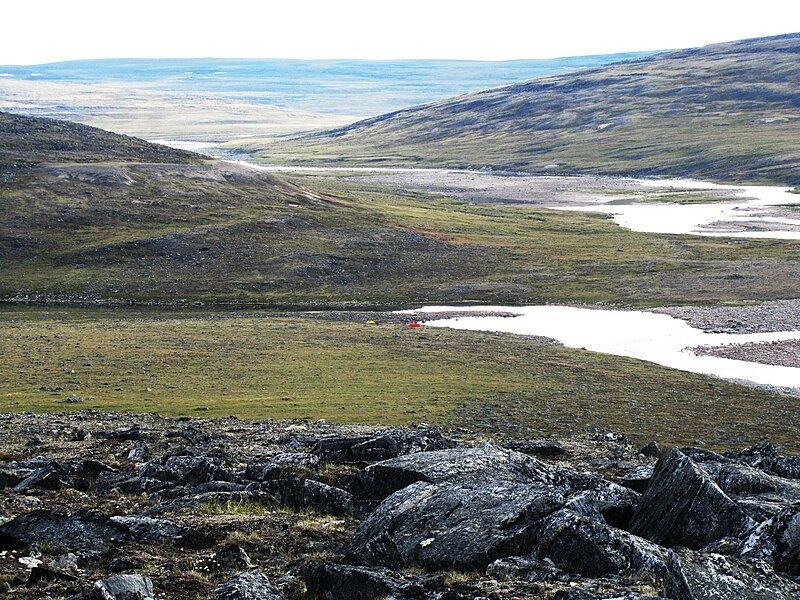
[261,33,800,185]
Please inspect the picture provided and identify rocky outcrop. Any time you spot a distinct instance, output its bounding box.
[664,549,800,599]
[739,503,800,576]
[247,477,354,516]
[629,448,752,549]
[347,480,564,569]
[311,427,454,464]
[2,412,800,599]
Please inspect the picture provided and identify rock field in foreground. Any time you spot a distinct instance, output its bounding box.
[0,412,799,599]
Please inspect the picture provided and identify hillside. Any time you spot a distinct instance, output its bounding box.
[4,112,800,307]
[0,111,198,171]
[259,33,800,185]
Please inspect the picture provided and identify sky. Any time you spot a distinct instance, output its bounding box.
[3,0,800,65]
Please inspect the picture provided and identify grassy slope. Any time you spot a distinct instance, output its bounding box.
[4,111,800,307]
[1,307,797,450]
[258,34,800,185]
[5,164,800,306]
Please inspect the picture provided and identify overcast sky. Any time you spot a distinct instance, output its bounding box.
[3,0,800,65]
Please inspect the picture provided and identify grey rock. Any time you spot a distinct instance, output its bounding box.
[247,477,353,516]
[532,509,668,579]
[346,480,563,570]
[501,439,567,457]
[89,574,154,600]
[629,449,752,549]
[620,464,654,493]
[304,562,429,599]
[664,549,800,599]
[351,443,561,502]
[739,503,800,577]
[485,555,566,583]
[0,509,128,556]
[214,572,282,600]
[243,452,319,481]
[312,427,454,464]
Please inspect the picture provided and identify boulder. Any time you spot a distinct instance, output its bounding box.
[312,427,454,464]
[620,464,654,493]
[485,556,566,583]
[351,443,560,502]
[243,453,319,481]
[0,509,128,556]
[629,449,751,549]
[715,463,800,521]
[88,574,154,600]
[739,503,800,577]
[304,562,429,599]
[771,455,800,480]
[664,549,800,599]
[248,477,353,516]
[214,572,282,600]
[532,509,668,579]
[346,480,563,570]
[139,455,234,486]
[109,515,209,548]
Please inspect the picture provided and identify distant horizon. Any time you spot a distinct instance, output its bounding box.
[0,51,662,68]
[3,1,800,65]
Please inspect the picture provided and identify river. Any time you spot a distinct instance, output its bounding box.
[399,305,800,391]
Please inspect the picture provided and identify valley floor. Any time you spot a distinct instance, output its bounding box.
[1,306,799,451]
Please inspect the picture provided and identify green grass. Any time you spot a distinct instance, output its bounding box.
[193,498,282,515]
[2,307,798,450]
[250,34,800,186]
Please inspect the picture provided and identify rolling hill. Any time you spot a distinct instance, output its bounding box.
[4,111,800,307]
[258,33,800,185]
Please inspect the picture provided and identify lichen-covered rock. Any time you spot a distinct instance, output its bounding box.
[715,463,800,521]
[664,549,800,599]
[485,556,566,583]
[629,449,752,549]
[312,427,455,464]
[247,476,354,516]
[739,503,800,577]
[88,573,154,600]
[351,443,560,502]
[0,509,128,556]
[304,562,429,599]
[214,572,282,600]
[346,480,564,570]
[532,509,668,579]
